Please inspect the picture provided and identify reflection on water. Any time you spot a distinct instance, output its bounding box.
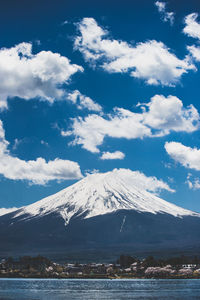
[0,278,200,300]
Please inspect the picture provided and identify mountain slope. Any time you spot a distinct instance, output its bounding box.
[0,169,200,261]
[0,207,18,216]
[9,169,199,224]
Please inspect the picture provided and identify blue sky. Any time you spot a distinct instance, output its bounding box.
[1,0,200,212]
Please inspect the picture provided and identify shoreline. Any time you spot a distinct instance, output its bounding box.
[1,275,200,280]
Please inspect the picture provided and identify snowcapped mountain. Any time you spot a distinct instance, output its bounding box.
[0,207,18,216]
[6,169,199,224]
[0,169,200,261]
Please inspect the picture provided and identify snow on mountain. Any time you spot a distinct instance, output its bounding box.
[0,207,18,216]
[9,169,199,225]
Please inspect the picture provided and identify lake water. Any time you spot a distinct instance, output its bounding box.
[0,278,200,299]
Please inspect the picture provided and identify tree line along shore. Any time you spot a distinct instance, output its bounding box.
[1,254,200,279]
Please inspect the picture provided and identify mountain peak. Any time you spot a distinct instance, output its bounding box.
[10,168,198,225]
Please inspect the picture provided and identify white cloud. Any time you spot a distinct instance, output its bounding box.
[74,18,194,86]
[0,120,82,184]
[100,151,125,160]
[190,179,200,189]
[187,45,200,61]
[63,109,150,153]
[186,173,200,190]
[142,95,199,134]
[184,14,200,63]
[155,1,165,12]
[0,42,83,110]
[155,1,175,25]
[64,95,199,153]
[67,90,102,111]
[192,180,200,189]
[183,13,200,40]
[164,162,173,169]
[41,140,49,147]
[188,179,200,189]
[62,20,69,25]
[165,141,200,171]
[12,138,23,150]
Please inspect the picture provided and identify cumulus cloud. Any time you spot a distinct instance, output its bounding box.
[183,14,200,62]
[0,120,82,184]
[63,95,199,153]
[74,18,194,86]
[155,1,175,25]
[142,95,199,133]
[67,90,102,111]
[0,42,83,110]
[165,141,200,171]
[62,109,150,153]
[183,13,200,40]
[100,151,125,160]
[187,45,200,61]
